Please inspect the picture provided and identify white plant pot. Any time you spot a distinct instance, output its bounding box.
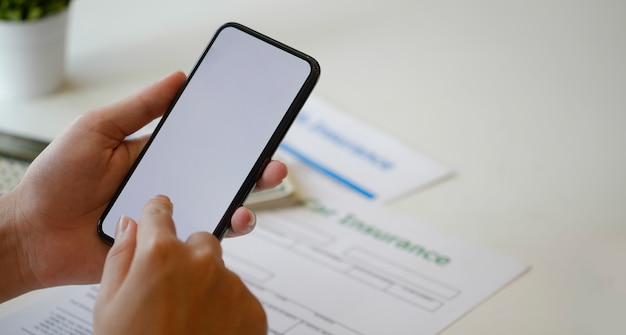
[0,10,69,101]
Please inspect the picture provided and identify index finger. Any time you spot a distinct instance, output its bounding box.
[136,195,177,245]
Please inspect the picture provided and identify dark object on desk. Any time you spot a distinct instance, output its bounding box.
[0,131,48,195]
[0,131,49,161]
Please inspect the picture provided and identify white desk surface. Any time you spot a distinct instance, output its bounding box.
[1,1,625,334]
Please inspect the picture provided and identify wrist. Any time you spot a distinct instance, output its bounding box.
[0,191,40,302]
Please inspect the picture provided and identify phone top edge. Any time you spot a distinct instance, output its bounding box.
[220,22,321,76]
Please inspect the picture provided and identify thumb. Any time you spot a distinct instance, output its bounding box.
[98,215,138,300]
[93,71,187,139]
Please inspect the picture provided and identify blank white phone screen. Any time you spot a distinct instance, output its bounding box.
[100,26,313,240]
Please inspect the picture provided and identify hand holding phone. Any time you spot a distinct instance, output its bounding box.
[97,23,320,244]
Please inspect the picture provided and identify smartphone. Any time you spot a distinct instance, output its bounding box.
[97,22,320,244]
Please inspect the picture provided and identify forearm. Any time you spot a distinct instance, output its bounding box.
[0,191,39,303]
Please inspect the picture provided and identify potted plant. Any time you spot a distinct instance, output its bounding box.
[0,0,72,101]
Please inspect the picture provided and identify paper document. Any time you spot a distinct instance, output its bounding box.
[226,197,527,334]
[279,96,452,202]
[0,285,98,334]
[0,188,527,334]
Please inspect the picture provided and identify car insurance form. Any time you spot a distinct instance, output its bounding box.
[0,186,527,335]
[0,97,527,334]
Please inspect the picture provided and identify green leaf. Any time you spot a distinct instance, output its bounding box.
[26,6,42,20]
[0,0,71,21]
